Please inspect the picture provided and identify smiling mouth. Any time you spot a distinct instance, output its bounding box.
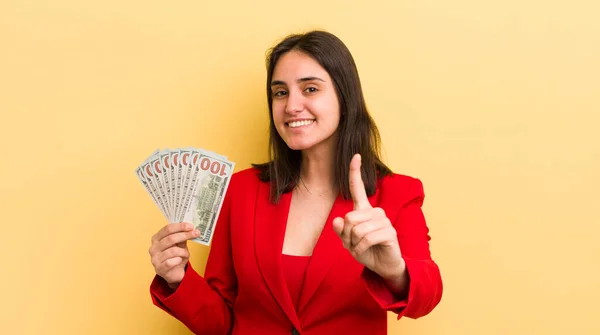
[287,119,315,128]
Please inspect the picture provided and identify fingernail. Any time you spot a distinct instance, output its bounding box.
[186,223,193,230]
[193,229,200,236]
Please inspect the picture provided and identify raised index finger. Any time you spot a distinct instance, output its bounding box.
[349,153,371,210]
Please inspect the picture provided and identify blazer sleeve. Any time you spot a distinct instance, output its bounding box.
[149,181,237,335]
[361,176,443,319]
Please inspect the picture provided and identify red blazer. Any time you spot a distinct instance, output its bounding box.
[150,168,443,335]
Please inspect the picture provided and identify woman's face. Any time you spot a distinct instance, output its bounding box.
[270,51,341,152]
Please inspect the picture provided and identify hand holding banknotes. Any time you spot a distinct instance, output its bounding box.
[137,147,235,289]
[149,222,199,289]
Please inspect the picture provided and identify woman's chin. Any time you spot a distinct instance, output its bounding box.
[284,140,314,151]
[283,135,336,152]
[286,144,309,151]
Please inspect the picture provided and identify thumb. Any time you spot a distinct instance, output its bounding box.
[349,154,371,210]
[332,217,345,238]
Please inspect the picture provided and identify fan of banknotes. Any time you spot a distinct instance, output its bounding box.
[135,148,235,246]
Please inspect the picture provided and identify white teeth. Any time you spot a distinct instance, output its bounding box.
[288,120,315,128]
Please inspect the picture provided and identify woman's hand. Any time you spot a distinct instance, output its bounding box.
[333,154,408,294]
[149,222,200,290]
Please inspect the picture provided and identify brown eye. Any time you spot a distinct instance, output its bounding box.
[273,90,287,97]
[305,87,318,93]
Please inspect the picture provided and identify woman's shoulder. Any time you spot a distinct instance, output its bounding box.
[379,172,421,185]
[227,167,262,190]
[377,172,425,200]
[219,167,261,202]
[232,166,262,180]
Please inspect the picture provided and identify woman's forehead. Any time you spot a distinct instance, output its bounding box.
[272,51,329,80]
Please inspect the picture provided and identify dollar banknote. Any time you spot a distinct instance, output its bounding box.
[136,148,235,246]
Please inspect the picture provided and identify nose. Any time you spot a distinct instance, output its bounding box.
[284,90,304,114]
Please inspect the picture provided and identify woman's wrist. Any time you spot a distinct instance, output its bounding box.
[380,259,409,299]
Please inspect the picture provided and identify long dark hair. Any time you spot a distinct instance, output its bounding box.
[253,30,392,204]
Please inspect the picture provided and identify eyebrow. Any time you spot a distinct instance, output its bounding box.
[270,76,325,86]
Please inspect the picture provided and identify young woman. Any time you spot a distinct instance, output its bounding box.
[148,30,443,335]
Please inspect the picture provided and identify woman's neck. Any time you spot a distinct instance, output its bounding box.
[297,141,337,196]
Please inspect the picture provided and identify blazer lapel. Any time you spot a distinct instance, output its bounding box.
[254,182,301,330]
[297,188,381,313]
[297,194,354,313]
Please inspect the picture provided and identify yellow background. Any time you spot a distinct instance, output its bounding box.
[1,0,599,334]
